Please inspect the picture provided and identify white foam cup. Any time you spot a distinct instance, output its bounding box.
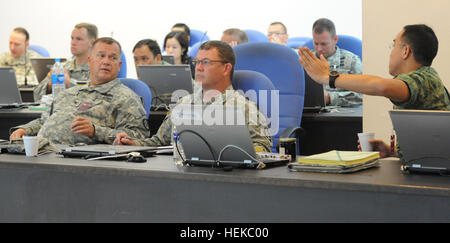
[23,135,39,157]
[358,132,375,152]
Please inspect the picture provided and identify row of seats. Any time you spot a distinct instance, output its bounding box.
[28,29,362,79]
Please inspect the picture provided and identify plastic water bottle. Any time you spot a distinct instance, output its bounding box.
[173,131,185,166]
[51,58,65,98]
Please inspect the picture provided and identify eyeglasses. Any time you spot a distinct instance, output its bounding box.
[191,59,227,67]
[389,41,407,50]
[268,32,286,37]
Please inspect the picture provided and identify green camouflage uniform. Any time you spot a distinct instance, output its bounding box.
[133,85,273,152]
[393,66,450,110]
[392,66,450,160]
[0,50,41,86]
[15,78,148,145]
[33,57,90,101]
[315,47,363,107]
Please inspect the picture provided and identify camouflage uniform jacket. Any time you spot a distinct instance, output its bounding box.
[134,85,273,152]
[392,66,449,161]
[33,57,90,101]
[0,50,41,86]
[16,78,148,145]
[316,47,363,107]
[392,66,449,110]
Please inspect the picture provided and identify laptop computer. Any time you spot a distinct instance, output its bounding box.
[0,67,24,108]
[303,71,326,113]
[58,144,156,159]
[30,57,67,83]
[389,109,450,174]
[172,105,290,169]
[137,65,193,109]
[162,55,175,64]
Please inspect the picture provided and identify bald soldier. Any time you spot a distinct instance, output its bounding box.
[10,37,148,145]
[0,27,41,86]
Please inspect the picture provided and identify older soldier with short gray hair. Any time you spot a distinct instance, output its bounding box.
[10,37,148,146]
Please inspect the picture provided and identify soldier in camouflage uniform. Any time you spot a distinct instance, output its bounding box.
[299,24,449,160]
[10,38,148,146]
[0,27,41,86]
[116,41,273,152]
[33,23,97,101]
[311,18,363,107]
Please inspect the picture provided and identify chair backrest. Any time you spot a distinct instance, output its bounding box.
[28,45,50,57]
[189,29,210,47]
[188,41,203,58]
[233,42,305,152]
[287,37,312,49]
[304,35,362,60]
[243,30,268,43]
[120,78,152,118]
[231,70,275,119]
[117,50,127,78]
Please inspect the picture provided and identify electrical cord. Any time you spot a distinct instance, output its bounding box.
[218,145,266,169]
[176,129,217,166]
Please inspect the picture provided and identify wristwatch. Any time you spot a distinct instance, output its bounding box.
[329,70,339,89]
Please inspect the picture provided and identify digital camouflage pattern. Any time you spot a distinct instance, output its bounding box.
[393,66,450,110]
[0,49,40,86]
[16,79,148,145]
[133,85,273,152]
[316,46,363,107]
[33,57,90,101]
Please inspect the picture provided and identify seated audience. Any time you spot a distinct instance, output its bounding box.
[10,38,148,146]
[0,27,41,87]
[311,18,363,107]
[221,28,249,47]
[115,41,272,152]
[267,22,289,46]
[33,23,98,101]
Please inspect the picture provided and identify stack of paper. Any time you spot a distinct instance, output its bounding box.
[288,150,380,173]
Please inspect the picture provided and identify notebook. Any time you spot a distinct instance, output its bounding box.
[303,71,326,113]
[30,57,67,83]
[389,109,450,174]
[58,144,157,158]
[172,105,290,169]
[137,65,193,108]
[0,67,23,108]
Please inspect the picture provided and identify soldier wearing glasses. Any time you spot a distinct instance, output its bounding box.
[115,41,272,152]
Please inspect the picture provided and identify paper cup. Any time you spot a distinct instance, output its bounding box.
[358,132,375,152]
[23,136,39,157]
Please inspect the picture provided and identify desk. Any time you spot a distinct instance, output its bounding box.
[300,106,362,155]
[0,108,42,139]
[0,153,448,222]
[19,87,35,102]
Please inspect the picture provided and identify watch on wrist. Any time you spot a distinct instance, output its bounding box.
[329,70,339,89]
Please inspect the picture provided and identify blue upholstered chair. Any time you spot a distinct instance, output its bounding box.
[243,30,268,43]
[304,35,362,60]
[287,37,312,49]
[233,42,305,153]
[188,41,202,58]
[189,29,210,47]
[28,45,50,57]
[117,50,127,78]
[120,78,152,118]
[231,70,275,119]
